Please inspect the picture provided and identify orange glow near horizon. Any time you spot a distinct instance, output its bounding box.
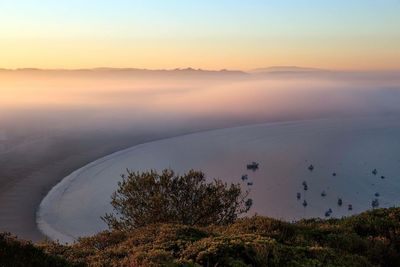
[1,1,399,71]
[1,37,399,71]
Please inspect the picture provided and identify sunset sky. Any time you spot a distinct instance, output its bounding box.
[1,0,399,70]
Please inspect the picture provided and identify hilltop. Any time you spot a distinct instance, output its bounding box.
[2,207,400,266]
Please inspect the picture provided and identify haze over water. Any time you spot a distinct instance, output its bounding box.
[2,69,400,145]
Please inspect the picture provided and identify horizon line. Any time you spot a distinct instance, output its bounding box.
[1,66,400,73]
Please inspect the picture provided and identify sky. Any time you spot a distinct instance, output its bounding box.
[0,0,399,70]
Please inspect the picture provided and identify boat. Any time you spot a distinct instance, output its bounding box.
[246,162,259,171]
[325,209,332,217]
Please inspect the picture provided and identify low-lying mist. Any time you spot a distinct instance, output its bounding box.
[1,69,400,150]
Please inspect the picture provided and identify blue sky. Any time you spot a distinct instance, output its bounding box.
[0,0,399,69]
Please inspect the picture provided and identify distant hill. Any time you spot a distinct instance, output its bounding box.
[0,67,248,78]
[2,67,399,80]
[251,66,329,74]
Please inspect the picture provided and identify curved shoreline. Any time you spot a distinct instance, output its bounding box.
[36,120,313,243]
[37,116,400,243]
[36,124,263,243]
[0,129,191,242]
[36,144,147,243]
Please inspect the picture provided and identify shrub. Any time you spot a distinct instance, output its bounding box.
[18,208,400,266]
[0,233,72,267]
[102,169,251,230]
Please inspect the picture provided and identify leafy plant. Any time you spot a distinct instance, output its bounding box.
[102,169,251,230]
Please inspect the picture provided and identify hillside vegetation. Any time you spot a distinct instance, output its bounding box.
[1,207,400,266]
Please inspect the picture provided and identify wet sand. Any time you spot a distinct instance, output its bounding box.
[0,129,186,242]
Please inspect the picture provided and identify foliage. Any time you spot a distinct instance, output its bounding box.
[102,169,251,230]
[36,207,400,266]
[4,188,400,266]
[0,232,71,267]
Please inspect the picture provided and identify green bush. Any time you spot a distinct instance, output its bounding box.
[102,169,251,230]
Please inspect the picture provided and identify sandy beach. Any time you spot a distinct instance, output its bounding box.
[38,116,400,243]
[0,129,190,242]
